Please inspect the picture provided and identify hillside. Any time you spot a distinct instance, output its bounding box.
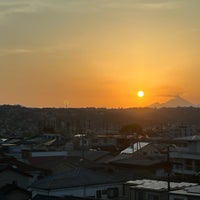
[149,96,195,108]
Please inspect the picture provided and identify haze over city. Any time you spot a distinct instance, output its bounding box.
[1,0,200,108]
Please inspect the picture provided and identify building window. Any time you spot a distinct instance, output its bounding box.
[96,190,101,198]
[107,188,119,198]
[185,159,193,170]
[195,160,200,171]
[148,194,159,200]
[137,191,143,200]
[102,189,107,195]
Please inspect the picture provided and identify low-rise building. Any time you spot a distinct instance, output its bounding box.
[0,183,31,200]
[170,135,200,177]
[170,185,200,200]
[30,168,123,199]
[0,165,33,189]
[106,142,169,179]
[124,179,197,200]
[0,156,48,188]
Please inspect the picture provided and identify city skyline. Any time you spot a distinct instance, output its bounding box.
[1,0,200,108]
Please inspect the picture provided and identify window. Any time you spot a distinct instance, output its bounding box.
[185,159,193,170]
[138,191,143,200]
[107,188,119,198]
[188,197,200,200]
[148,194,159,200]
[96,190,101,198]
[102,189,107,195]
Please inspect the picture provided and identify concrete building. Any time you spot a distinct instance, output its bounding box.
[170,185,200,200]
[30,168,123,199]
[170,135,200,177]
[124,179,197,200]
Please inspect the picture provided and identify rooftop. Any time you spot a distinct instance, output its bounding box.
[31,167,121,190]
[126,179,197,192]
[170,185,200,197]
[175,135,200,141]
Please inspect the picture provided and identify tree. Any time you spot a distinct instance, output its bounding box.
[120,123,144,150]
[120,123,143,137]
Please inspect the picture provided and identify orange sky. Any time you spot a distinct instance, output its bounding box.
[1,0,200,108]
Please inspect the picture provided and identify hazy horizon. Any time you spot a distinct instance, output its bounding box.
[1,0,200,108]
[0,95,198,109]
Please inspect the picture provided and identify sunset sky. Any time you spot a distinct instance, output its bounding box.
[1,0,200,108]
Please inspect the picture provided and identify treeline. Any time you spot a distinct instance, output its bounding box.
[0,105,200,137]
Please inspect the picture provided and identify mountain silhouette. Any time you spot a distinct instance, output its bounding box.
[149,96,196,108]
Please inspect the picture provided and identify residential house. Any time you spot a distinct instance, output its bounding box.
[170,135,200,178]
[106,142,169,179]
[0,165,32,189]
[32,194,96,200]
[0,156,48,188]
[169,185,200,200]
[30,167,123,199]
[120,142,167,158]
[0,183,31,200]
[124,179,197,200]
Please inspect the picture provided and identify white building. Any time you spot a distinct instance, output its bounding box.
[124,179,197,200]
[170,185,200,200]
[170,135,200,176]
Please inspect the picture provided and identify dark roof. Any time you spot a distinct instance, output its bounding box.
[33,194,96,200]
[27,156,67,170]
[0,194,7,200]
[31,167,121,190]
[0,165,32,177]
[32,194,66,200]
[1,138,23,145]
[28,156,106,174]
[174,135,200,141]
[0,183,31,195]
[0,156,49,175]
[112,158,165,167]
[109,153,166,168]
[68,150,110,162]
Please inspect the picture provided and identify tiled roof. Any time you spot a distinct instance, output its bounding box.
[126,179,197,192]
[0,157,47,174]
[174,135,200,141]
[33,194,96,200]
[31,168,121,190]
[0,164,32,177]
[170,185,200,196]
[68,150,110,161]
[0,183,31,195]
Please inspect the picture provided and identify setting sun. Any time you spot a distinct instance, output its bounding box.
[0,0,200,108]
[137,91,144,98]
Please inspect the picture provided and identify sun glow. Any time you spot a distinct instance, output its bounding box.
[137,90,144,98]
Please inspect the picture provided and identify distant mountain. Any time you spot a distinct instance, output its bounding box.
[149,96,196,108]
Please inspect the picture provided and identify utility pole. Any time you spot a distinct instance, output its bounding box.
[167,145,171,200]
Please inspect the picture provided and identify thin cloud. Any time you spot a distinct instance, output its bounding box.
[0,0,182,18]
[156,94,181,98]
[136,2,178,10]
[0,0,58,21]
[155,91,185,98]
[0,41,82,57]
[0,48,32,56]
[0,2,36,23]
